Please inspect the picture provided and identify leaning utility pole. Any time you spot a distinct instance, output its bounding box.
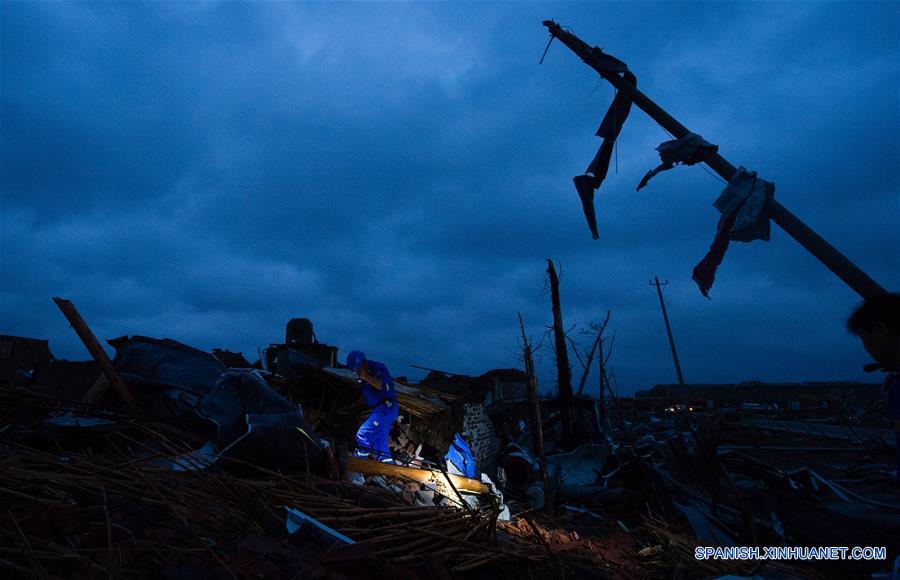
[546,259,574,446]
[542,20,886,301]
[650,277,686,385]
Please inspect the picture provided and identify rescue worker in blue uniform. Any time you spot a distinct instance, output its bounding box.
[346,350,398,462]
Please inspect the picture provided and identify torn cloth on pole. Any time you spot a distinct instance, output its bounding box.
[636,133,718,191]
[692,167,775,297]
[573,51,637,240]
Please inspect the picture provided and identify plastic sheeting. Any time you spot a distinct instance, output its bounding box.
[712,167,774,243]
[546,443,607,487]
[692,167,775,297]
[109,336,323,470]
[636,132,718,191]
[109,335,226,395]
[201,370,300,443]
[445,433,477,478]
[285,507,355,544]
[574,51,637,240]
[45,415,115,428]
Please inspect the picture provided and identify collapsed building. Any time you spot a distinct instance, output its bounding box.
[0,305,649,579]
[3,297,898,579]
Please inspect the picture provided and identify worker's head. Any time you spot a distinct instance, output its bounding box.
[346,350,366,373]
[848,293,900,371]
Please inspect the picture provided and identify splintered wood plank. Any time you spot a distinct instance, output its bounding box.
[51,297,135,409]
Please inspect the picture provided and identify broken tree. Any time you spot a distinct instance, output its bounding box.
[575,311,610,397]
[546,259,574,446]
[518,312,552,512]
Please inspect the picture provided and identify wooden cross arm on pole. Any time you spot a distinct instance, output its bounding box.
[542,20,887,300]
[51,297,136,409]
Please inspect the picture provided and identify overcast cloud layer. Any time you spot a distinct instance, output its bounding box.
[2,2,898,394]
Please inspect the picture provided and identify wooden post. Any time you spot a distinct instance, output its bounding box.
[51,297,135,408]
[546,260,574,445]
[518,313,552,512]
[542,20,887,300]
[650,277,686,385]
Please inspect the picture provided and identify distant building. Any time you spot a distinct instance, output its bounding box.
[634,381,882,412]
[417,368,528,404]
[0,335,54,385]
[211,348,251,368]
[481,368,528,404]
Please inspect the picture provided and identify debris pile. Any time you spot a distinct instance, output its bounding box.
[0,381,544,578]
[2,292,898,578]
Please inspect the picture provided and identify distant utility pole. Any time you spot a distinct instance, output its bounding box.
[650,277,685,385]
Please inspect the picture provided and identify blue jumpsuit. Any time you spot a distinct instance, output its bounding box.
[355,359,399,461]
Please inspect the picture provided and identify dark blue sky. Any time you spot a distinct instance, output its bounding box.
[2,2,898,394]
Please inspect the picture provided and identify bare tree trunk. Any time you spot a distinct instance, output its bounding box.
[518,313,552,512]
[598,338,606,422]
[546,259,574,446]
[599,333,617,420]
[575,310,610,397]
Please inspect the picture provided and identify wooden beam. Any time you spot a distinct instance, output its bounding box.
[51,297,136,409]
[345,456,490,495]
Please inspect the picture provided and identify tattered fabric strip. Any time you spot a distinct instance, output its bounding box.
[692,167,775,297]
[636,133,718,191]
[573,51,637,240]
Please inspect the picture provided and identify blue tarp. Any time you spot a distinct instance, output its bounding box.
[445,433,476,478]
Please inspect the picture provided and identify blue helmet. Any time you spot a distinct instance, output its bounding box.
[346,350,366,372]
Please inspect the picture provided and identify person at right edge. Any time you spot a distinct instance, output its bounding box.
[847,292,900,483]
